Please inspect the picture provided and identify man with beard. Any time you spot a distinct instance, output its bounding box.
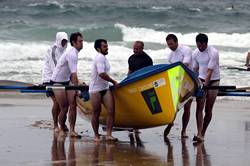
[89,39,118,142]
[164,34,193,138]
[51,32,83,138]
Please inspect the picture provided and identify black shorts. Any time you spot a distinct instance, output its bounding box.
[50,80,70,86]
[42,82,54,97]
[99,89,108,98]
[199,78,220,86]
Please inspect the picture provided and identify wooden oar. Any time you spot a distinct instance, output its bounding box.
[0,85,89,91]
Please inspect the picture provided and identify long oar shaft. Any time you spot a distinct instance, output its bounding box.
[0,85,89,91]
[218,91,250,97]
[205,86,236,90]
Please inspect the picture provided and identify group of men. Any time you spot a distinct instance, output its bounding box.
[42,31,219,142]
[42,32,118,141]
[165,33,220,142]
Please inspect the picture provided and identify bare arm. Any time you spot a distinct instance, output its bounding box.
[70,73,79,85]
[204,69,213,86]
[193,67,199,77]
[99,72,118,86]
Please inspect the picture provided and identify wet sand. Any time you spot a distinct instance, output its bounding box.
[0,97,250,166]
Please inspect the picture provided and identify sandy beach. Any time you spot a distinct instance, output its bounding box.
[0,95,250,166]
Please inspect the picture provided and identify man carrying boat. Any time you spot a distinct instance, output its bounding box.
[51,32,83,137]
[42,32,68,133]
[127,41,153,136]
[128,41,153,74]
[165,34,193,138]
[89,39,118,142]
[193,33,220,142]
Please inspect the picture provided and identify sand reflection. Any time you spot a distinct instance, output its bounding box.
[164,137,211,166]
[51,133,76,166]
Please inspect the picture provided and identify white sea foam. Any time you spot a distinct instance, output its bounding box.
[115,23,250,48]
[0,40,249,98]
[151,6,173,10]
[27,1,65,9]
[190,8,201,12]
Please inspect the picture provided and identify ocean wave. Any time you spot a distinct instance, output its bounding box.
[0,40,249,88]
[151,6,173,10]
[115,23,250,48]
[190,8,201,12]
[27,1,65,9]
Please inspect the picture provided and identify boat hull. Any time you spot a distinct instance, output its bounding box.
[77,62,198,129]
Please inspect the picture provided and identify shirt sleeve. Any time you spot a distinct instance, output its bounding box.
[96,55,106,74]
[182,47,192,65]
[208,49,219,69]
[68,52,78,73]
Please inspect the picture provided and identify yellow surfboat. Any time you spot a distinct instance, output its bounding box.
[77,62,199,129]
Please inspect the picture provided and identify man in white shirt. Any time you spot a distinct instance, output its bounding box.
[51,32,83,137]
[164,34,193,138]
[42,32,68,132]
[193,33,220,142]
[89,39,118,142]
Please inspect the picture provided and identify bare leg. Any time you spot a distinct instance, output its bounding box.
[102,90,117,141]
[51,96,60,132]
[181,99,192,138]
[195,94,206,141]
[53,89,69,136]
[202,81,219,137]
[164,123,174,137]
[67,90,78,137]
[90,92,102,141]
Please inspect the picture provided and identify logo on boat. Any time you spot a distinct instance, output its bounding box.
[153,78,165,88]
[141,88,163,115]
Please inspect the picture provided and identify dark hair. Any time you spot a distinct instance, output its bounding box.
[134,41,144,48]
[70,32,82,46]
[166,34,178,42]
[94,39,107,51]
[196,33,208,44]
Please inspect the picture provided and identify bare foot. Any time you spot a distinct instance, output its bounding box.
[181,131,189,139]
[54,127,59,133]
[193,135,204,142]
[105,136,118,141]
[70,131,81,139]
[58,129,67,137]
[94,136,101,142]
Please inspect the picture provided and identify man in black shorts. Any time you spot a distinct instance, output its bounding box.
[127,41,153,136]
[42,32,68,132]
